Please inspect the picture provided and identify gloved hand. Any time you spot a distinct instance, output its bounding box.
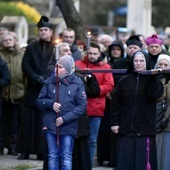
[37,76,45,84]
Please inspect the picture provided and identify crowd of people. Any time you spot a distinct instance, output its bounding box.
[0,15,170,170]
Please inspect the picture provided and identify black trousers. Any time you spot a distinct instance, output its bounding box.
[0,101,20,150]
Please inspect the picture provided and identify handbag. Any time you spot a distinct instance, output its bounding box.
[156,100,169,133]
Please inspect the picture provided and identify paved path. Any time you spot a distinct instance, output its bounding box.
[0,149,113,170]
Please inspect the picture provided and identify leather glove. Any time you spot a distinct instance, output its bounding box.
[37,76,45,84]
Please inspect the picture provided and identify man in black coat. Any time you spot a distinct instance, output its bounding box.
[16,16,55,160]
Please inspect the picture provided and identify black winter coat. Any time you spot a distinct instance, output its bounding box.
[112,55,131,84]
[22,40,54,105]
[110,72,163,136]
[0,57,10,107]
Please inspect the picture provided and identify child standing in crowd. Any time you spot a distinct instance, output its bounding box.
[36,55,87,170]
[155,54,170,170]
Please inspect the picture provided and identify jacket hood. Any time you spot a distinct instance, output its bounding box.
[108,40,124,60]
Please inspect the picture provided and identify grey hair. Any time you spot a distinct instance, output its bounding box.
[58,42,70,55]
[0,33,14,46]
[98,34,113,43]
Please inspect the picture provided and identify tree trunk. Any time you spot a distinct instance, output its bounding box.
[56,0,84,40]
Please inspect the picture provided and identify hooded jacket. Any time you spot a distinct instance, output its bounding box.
[108,40,124,67]
[36,73,87,137]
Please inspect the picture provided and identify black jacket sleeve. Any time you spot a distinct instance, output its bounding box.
[82,74,100,98]
[0,58,10,88]
[146,74,164,99]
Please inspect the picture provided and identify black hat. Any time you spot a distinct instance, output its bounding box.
[126,35,143,48]
[37,16,53,29]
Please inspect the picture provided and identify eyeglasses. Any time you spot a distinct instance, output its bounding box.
[87,52,98,55]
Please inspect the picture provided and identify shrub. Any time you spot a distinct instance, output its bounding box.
[0,1,41,24]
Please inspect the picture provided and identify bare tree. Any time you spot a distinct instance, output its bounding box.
[56,0,84,40]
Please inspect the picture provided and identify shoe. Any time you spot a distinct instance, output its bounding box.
[17,153,29,160]
[97,160,103,166]
[0,148,3,155]
[8,149,18,156]
[37,154,44,160]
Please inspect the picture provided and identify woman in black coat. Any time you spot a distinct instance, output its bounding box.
[110,51,163,170]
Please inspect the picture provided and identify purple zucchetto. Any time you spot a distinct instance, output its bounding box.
[145,34,163,46]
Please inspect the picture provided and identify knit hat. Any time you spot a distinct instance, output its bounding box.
[126,35,143,48]
[37,16,53,29]
[58,55,75,74]
[155,54,170,68]
[145,34,163,46]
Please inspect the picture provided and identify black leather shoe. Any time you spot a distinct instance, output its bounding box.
[8,149,18,156]
[18,153,29,160]
[97,160,103,166]
[0,148,3,155]
[37,154,44,160]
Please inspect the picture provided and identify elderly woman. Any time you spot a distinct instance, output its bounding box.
[155,54,170,170]
[110,51,163,170]
[0,33,24,155]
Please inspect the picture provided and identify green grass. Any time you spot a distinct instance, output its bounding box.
[13,164,34,170]
[1,164,36,170]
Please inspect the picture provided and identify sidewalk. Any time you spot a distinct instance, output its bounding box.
[0,149,113,170]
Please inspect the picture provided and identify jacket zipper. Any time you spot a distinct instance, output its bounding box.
[130,73,140,131]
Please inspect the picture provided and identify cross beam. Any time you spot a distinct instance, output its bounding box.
[75,69,169,75]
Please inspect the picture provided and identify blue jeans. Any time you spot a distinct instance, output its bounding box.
[46,132,74,170]
[89,117,101,164]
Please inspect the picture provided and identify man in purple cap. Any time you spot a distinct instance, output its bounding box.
[145,34,164,68]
